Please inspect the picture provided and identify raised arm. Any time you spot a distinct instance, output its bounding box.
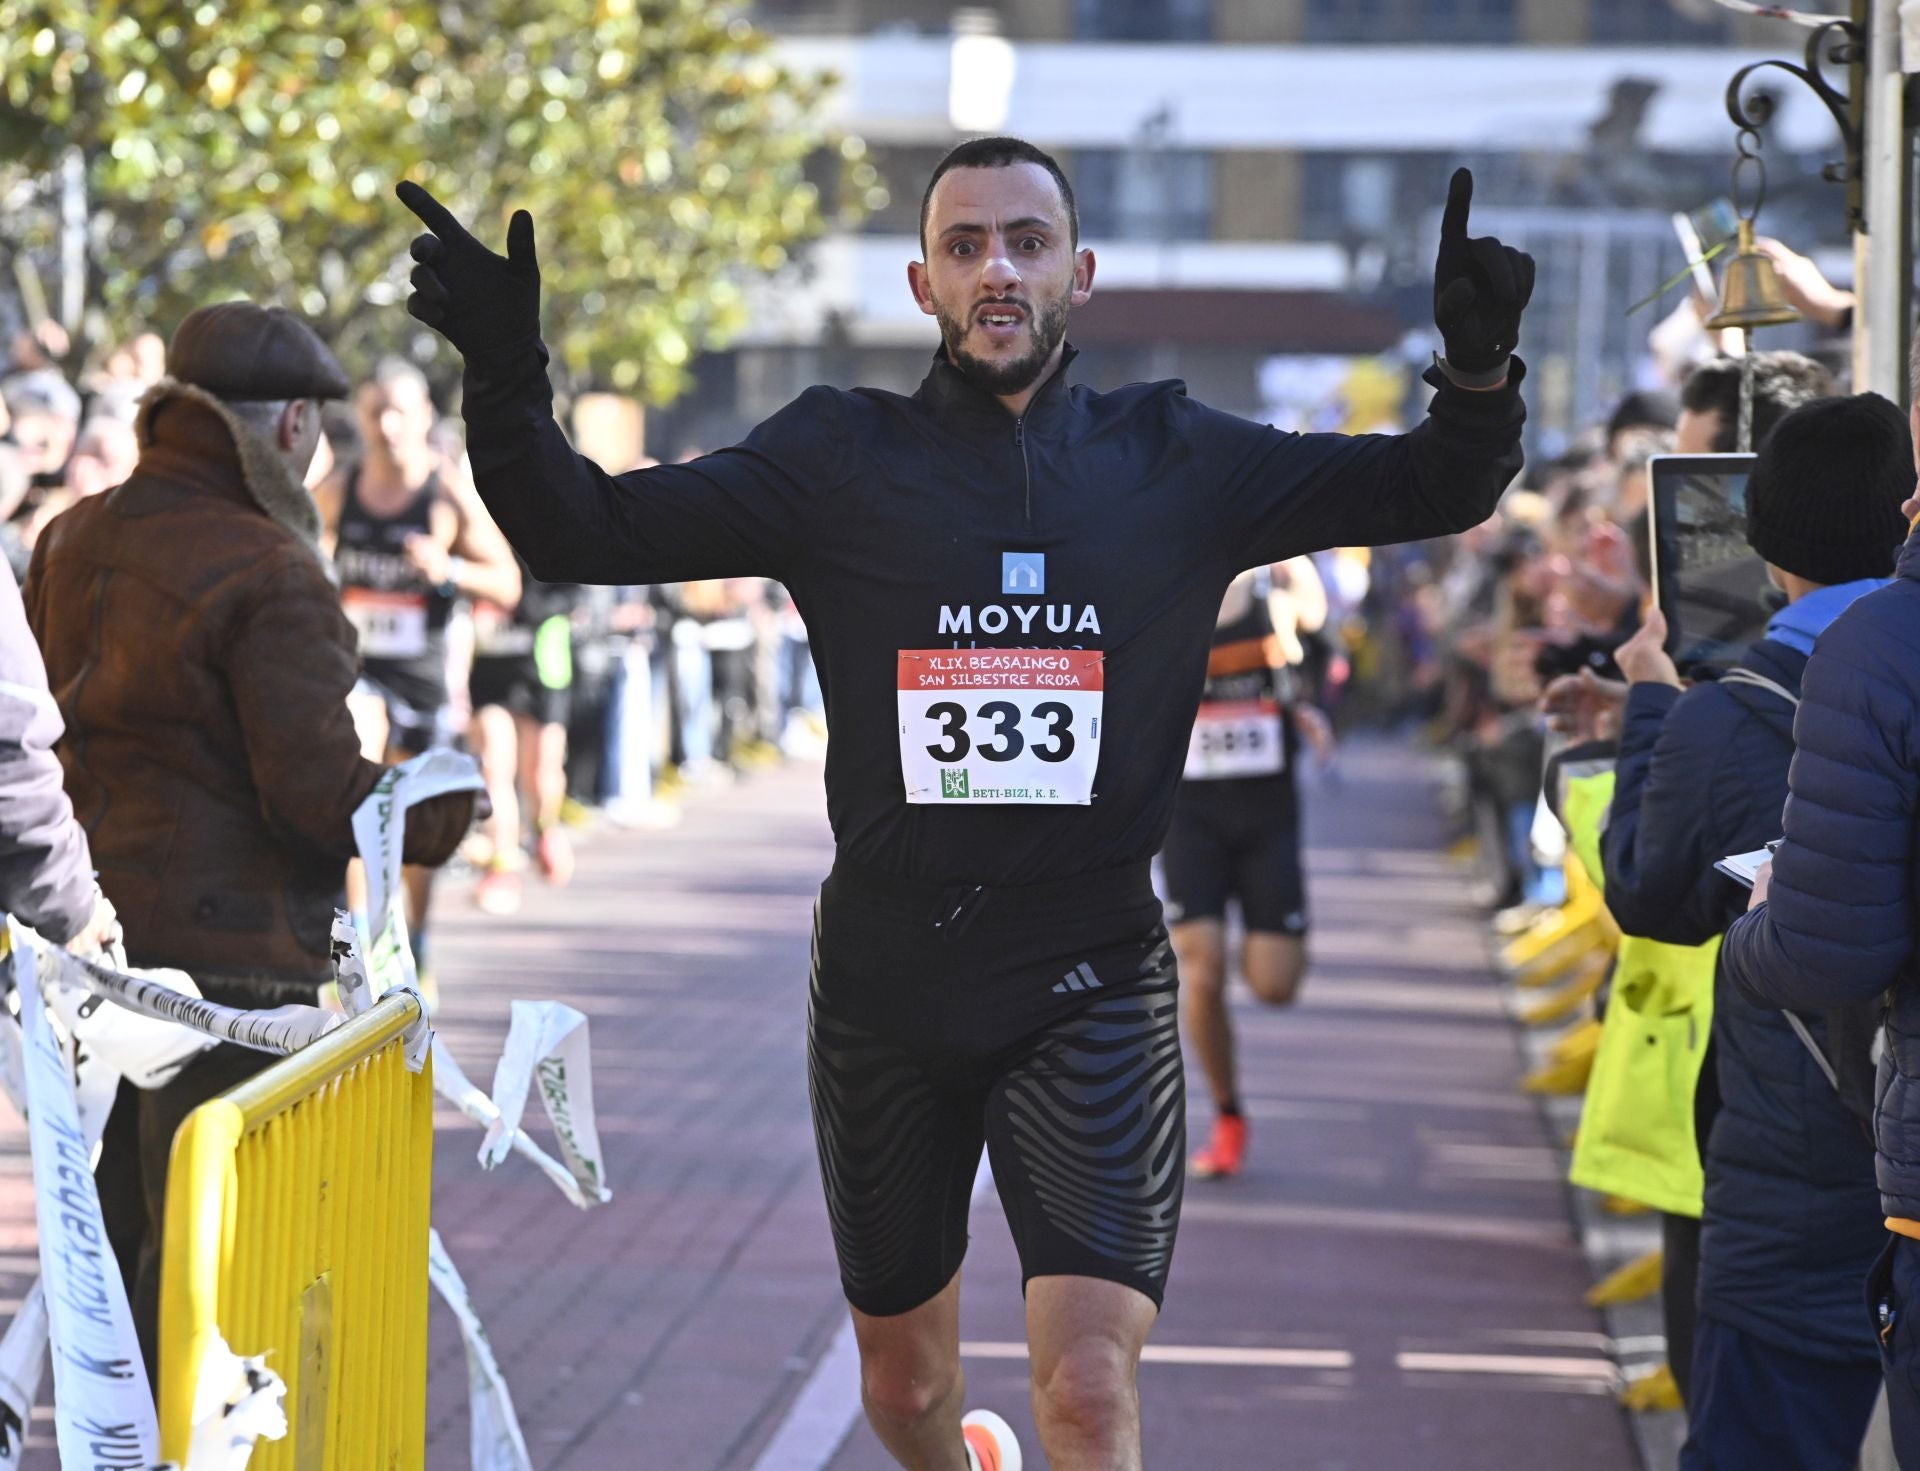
[396,181,843,585]
[1209,169,1532,568]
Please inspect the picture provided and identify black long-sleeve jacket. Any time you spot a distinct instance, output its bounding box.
[462,343,1526,884]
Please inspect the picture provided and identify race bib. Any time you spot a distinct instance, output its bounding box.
[344,587,430,659]
[898,649,1102,804]
[1184,699,1285,780]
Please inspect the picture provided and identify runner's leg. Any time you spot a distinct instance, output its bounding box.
[985,959,1183,1469]
[851,1270,972,1471]
[343,685,392,917]
[1025,1276,1156,1471]
[808,899,989,1468]
[1173,918,1236,1110]
[471,700,523,912]
[474,702,522,865]
[1239,932,1306,1007]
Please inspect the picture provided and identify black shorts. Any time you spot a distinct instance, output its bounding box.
[470,653,571,728]
[808,858,1184,1317]
[1160,778,1308,936]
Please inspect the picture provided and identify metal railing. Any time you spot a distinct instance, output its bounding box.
[158,991,433,1469]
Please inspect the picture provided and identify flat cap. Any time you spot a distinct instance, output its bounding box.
[166,301,351,402]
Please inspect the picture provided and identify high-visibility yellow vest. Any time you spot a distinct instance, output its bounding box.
[1559,761,1715,1219]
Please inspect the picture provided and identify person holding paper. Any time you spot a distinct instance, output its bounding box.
[1559,394,1911,1467]
[1724,372,1920,1467]
[395,139,1532,1471]
[22,302,480,1377]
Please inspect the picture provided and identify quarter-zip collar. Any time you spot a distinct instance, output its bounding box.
[914,342,1080,436]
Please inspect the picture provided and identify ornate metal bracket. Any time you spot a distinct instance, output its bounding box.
[1725,18,1866,232]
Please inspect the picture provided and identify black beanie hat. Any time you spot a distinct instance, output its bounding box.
[1745,391,1913,586]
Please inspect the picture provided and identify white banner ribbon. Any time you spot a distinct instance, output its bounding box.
[52,951,337,1057]
[352,750,485,996]
[170,1329,287,1471]
[9,922,158,1468]
[426,1230,532,1471]
[481,1002,610,1206]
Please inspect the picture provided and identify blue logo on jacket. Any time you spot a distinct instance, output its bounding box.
[1002,552,1044,596]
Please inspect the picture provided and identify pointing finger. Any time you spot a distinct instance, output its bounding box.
[396,179,468,243]
[1441,167,1473,244]
[505,209,538,271]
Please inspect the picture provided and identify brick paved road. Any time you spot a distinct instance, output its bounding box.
[0,736,1641,1469]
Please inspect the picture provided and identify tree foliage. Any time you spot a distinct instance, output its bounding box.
[0,0,879,398]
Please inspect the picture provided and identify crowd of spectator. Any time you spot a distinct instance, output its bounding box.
[1358,239,1920,1466]
[0,317,828,982]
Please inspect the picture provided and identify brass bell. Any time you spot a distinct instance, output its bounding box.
[1705,219,1802,331]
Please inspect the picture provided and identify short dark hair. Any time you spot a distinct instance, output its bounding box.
[919,136,1079,256]
[1679,351,1834,452]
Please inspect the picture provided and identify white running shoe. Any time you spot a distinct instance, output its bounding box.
[961,1409,1022,1471]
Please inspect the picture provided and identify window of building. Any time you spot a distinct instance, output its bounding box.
[1299,152,1456,239]
[1303,0,1516,43]
[1072,0,1214,42]
[1075,148,1214,242]
[1588,0,1733,43]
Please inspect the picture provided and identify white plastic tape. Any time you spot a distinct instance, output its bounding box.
[325,917,429,1073]
[0,1280,46,1471]
[427,1230,532,1471]
[173,1329,287,1471]
[328,911,377,1019]
[481,1002,610,1205]
[45,962,214,1090]
[352,750,484,995]
[9,924,158,1467]
[430,1038,597,1209]
[53,951,337,1056]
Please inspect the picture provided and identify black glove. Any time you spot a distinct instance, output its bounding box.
[1433,168,1535,381]
[396,180,541,360]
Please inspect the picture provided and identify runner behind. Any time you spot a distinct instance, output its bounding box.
[1165,562,1334,1180]
[469,559,580,913]
[316,357,519,988]
[396,138,1531,1471]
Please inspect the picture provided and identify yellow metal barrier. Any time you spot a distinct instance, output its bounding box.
[158,992,432,1468]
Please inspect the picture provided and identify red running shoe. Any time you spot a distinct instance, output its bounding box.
[535,825,574,887]
[1189,1113,1248,1179]
[961,1410,1021,1471]
[473,866,522,916]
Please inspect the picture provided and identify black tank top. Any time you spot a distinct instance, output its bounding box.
[334,465,453,709]
[1180,579,1299,792]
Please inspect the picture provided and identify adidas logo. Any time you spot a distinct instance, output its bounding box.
[1053,962,1103,994]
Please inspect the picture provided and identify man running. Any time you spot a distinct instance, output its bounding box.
[1165,564,1333,1181]
[397,138,1531,1471]
[316,357,518,987]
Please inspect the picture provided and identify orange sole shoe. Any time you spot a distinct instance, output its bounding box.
[961,1409,1022,1471]
[1189,1113,1248,1179]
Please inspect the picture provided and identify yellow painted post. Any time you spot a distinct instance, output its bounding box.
[158,993,431,1470]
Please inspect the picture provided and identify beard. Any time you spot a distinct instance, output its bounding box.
[935,289,1071,398]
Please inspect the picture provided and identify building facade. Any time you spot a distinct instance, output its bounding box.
[649,0,1840,458]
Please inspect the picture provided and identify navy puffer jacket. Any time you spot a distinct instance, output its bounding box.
[1726,528,1920,1226]
[1606,638,1881,1362]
